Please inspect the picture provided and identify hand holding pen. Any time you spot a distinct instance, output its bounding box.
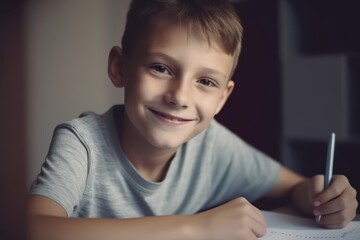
[311,133,358,228]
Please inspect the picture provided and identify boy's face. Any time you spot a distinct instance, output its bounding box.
[111,20,235,150]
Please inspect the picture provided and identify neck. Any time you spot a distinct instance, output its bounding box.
[117,111,177,182]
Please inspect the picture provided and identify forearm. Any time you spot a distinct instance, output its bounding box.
[28,214,202,240]
[266,166,311,214]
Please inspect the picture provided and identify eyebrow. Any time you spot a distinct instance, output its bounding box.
[146,52,228,81]
[200,67,227,81]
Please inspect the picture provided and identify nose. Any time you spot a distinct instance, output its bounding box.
[164,78,191,109]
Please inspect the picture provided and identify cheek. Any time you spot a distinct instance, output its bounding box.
[125,73,164,102]
[197,96,223,118]
[124,68,146,95]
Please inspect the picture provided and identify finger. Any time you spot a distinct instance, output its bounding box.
[242,202,267,229]
[314,175,348,206]
[313,175,347,218]
[231,197,265,221]
[237,210,266,238]
[250,203,265,220]
[330,198,357,220]
[250,214,267,237]
[233,198,267,237]
[315,186,356,215]
[229,198,267,238]
[316,198,357,227]
[316,210,352,228]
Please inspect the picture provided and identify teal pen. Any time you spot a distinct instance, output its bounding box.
[324,132,336,189]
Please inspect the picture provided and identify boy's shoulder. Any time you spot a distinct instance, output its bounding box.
[63,105,120,127]
[61,109,105,130]
[55,105,119,142]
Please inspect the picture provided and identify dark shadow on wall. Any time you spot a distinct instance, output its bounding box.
[216,0,281,161]
[0,1,27,239]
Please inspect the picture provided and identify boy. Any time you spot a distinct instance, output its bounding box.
[27,0,358,239]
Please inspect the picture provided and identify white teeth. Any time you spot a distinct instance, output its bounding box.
[150,108,188,122]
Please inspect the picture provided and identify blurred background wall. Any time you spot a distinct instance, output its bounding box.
[25,0,130,186]
[1,1,27,239]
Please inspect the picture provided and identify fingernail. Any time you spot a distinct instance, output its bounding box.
[316,215,322,223]
[314,200,321,207]
[313,209,320,216]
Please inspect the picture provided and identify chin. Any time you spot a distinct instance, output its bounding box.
[145,134,186,150]
[149,140,182,150]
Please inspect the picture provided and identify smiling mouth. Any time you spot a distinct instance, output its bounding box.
[148,108,193,123]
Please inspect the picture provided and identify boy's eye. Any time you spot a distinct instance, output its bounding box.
[198,78,216,87]
[151,64,171,75]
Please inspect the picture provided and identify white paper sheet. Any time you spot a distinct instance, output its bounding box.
[260,211,360,240]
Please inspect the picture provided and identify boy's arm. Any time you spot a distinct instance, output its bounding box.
[27,196,198,240]
[264,165,305,200]
[27,195,267,240]
[265,166,358,228]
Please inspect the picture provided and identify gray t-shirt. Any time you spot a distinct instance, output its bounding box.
[30,105,280,218]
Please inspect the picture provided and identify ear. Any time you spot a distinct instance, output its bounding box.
[215,80,234,115]
[108,46,125,88]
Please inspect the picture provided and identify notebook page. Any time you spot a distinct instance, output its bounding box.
[260,211,360,240]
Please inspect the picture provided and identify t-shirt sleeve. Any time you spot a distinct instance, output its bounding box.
[208,121,281,203]
[29,124,89,217]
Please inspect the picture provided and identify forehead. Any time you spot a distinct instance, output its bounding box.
[146,15,226,52]
[132,20,235,77]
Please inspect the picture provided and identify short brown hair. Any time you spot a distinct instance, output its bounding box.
[121,0,243,70]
